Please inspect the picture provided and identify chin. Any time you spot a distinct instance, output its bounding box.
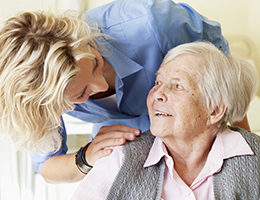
[150,126,161,137]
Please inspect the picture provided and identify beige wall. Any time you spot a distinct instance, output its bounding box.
[0,0,55,20]
[0,0,80,24]
[248,0,260,96]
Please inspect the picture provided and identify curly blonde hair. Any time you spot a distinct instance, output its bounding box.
[0,11,109,152]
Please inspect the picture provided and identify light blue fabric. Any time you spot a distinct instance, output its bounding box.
[31,0,230,174]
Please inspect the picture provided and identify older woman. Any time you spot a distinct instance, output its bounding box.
[72,42,259,199]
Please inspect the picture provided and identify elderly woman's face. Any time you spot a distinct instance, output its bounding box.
[147,55,211,140]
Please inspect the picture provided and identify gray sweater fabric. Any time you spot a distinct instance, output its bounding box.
[106,127,260,200]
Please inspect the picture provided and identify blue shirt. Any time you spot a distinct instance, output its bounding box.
[31,0,230,174]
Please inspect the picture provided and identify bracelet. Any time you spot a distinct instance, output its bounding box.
[75,142,93,174]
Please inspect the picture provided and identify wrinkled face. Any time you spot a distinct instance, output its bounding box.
[65,46,108,103]
[147,55,211,141]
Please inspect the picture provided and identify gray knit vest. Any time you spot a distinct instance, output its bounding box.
[106,127,260,200]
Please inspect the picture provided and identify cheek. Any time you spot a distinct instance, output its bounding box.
[170,96,198,117]
[146,90,154,112]
[184,99,208,124]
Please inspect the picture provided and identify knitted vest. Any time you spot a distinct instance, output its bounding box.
[106,127,260,200]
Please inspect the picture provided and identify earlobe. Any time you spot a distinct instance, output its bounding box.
[207,103,227,126]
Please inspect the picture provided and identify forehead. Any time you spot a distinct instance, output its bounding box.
[158,55,200,80]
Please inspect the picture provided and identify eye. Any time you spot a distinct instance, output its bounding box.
[155,80,162,86]
[77,88,86,100]
[174,83,183,90]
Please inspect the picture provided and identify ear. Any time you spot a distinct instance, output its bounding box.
[207,102,227,126]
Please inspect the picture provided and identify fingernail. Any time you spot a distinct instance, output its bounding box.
[134,129,140,135]
[106,149,112,154]
[119,138,124,143]
[128,133,134,139]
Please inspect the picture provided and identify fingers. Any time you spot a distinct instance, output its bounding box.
[84,124,141,166]
[97,124,141,138]
[98,124,140,140]
[85,138,122,166]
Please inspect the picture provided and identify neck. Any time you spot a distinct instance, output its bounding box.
[163,129,216,186]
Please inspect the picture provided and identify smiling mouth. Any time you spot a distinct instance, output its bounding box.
[155,111,172,116]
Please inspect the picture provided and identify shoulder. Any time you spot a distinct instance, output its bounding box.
[230,126,260,155]
[71,145,124,200]
[214,127,260,198]
[125,130,155,149]
[86,0,148,28]
[86,0,181,27]
[220,127,260,170]
[123,130,155,162]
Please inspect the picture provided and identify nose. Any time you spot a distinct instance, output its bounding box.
[154,86,167,102]
[93,76,109,93]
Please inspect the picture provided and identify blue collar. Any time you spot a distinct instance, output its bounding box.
[104,43,144,79]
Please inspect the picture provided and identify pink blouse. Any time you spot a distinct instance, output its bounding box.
[72,129,253,200]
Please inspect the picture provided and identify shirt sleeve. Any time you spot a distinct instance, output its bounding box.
[30,116,68,174]
[147,0,230,56]
[71,146,124,200]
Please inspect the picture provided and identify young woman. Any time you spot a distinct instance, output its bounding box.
[0,0,248,183]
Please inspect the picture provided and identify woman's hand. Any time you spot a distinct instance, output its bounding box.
[85,124,141,166]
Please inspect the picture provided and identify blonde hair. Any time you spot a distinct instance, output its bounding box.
[162,42,259,131]
[0,11,109,152]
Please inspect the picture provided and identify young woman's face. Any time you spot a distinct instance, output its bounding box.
[65,46,109,103]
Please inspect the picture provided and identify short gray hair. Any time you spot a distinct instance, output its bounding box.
[162,41,259,130]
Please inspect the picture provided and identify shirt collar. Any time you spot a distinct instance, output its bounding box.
[143,129,254,168]
[216,128,254,159]
[104,42,143,79]
[144,137,167,167]
[192,128,254,187]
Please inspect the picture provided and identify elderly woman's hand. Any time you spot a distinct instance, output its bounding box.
[84,125,141,166]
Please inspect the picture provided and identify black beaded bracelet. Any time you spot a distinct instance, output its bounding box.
[75,142,93,174]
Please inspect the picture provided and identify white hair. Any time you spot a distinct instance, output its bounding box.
[162,41,259,130]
